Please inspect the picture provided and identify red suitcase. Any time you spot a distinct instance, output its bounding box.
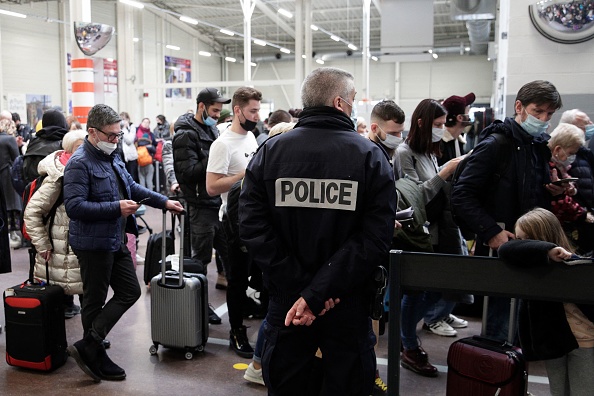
[446,297,528,396]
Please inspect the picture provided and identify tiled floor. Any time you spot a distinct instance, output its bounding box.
[1,205,552,395]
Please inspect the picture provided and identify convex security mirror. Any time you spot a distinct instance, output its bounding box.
[74,22,115,56]
[529,0,594,44]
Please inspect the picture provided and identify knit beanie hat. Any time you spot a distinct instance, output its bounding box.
[42,109,69,130]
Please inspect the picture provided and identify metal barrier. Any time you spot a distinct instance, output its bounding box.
[387,250,594,396]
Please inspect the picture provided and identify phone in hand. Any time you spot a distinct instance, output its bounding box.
[136,197,150,205]
[551,177,578,186]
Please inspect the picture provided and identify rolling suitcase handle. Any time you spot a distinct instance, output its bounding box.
[160,203,187,287]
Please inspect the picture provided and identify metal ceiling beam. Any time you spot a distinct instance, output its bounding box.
[254,0,296,39]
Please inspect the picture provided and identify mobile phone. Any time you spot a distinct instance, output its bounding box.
[136,197,150,205]
[551,177,578,186]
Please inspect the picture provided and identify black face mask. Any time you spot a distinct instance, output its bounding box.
[239,111,258,132]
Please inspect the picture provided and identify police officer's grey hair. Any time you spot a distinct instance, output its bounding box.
[87,104,122,130]
[301,67,355,108]
[559,109,583,125]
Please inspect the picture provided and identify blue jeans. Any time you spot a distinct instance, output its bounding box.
[253,319,266,364]
[424,298,456,324]
[401,291,442,350]
[74,243,141,339]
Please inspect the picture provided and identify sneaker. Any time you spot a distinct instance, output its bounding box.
[208,304,222,325]
[423,320,457,337]
[64,304,81,319]
[444,313,468,328]
[216,273,228,290]
[9,232,21,249]
[243,362,265,386]
[373,370,387,395]
[401,347,438,377]
[136,254,145,265]
[230,326,254,358]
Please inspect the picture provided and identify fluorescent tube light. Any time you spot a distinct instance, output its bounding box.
[253,39,267,46]
[278,8,293,18]
[119,0,144,9]
[166,45,180,51]
[225,57,236,62]
[280,48,291,54]
[0,9,27,18]
[180,16,198,25]
[220,29,235,36]
[199,51,211,57]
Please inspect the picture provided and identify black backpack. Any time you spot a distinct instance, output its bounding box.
[10,155,27,196]
[450,124,513,238]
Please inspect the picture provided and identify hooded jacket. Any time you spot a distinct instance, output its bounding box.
[24,151,82,295]
[451,117,553,251]
[23,125,67,182]
[172,112,222,207]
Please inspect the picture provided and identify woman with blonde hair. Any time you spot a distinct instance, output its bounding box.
[499,207,594,396]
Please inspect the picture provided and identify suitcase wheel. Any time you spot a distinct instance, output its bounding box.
[185,351,193,360]
[197,345,204,353]
[149,344,158,355]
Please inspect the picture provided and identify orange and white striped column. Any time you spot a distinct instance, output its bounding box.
[71,58,94,125]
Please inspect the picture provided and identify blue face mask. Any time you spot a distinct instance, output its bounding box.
[521,112,549,137]
[203,108,216,127]
[585,124,594,140]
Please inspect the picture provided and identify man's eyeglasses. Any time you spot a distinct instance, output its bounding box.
[94,127,124,143]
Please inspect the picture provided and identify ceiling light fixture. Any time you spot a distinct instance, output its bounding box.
[280,48,291,54]
[133,37,139,42]
[225,57,236,62]
[371,56,378,61]
[199,51,211,57]
[220,29,235,36]
[330,35,341,42]
[432,53,438,59]
[310,25,319,31]
[0,9,27,18]
[166,45,180,50]
[316,59,325,64]
[253,39,267,46]
[348,43,358,51]
[250,62,257,67]
[180,16,198,25]
[119,0,144,9]
[302,54,307,59]
[278,8,293,19]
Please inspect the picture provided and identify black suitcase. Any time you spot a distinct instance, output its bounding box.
[3,263,67,371]
[144,228,175,285]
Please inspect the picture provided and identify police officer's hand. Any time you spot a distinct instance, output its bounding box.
[318,298,341,316]
[120,200,140,217]
[489,229,515,250]
[165,200,184,214]
[285,297,316,327]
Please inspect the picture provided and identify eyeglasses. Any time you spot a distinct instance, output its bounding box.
[94,127,124,143]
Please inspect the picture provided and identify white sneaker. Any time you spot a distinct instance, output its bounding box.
[244,362,265,386]
[425,320,457,336]
[136,254,145,265]
[445,314,468,328]
[9,232,21,249]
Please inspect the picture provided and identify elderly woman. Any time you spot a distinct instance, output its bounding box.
[547,123,593,252]
[24,130,87,319]
[0,119,21,248]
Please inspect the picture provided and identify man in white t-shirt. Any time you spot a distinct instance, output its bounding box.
[206,86,261,358]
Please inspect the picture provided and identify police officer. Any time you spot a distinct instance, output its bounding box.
[239,67,397,395]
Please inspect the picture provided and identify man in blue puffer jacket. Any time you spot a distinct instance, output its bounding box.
[64,104,183,383]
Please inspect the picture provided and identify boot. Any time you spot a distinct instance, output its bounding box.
[67,334,104,382]
[98,349,126,380]
[400,346,438,377]
[230,326,254,358]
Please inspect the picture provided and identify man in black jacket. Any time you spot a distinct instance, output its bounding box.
[239,67,396,395]
[172,88,230,324]
[451,80,566,341]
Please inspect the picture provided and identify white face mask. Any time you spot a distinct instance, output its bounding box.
[377,125,403,149]
[431,127,445,142]
[97,140,117,155]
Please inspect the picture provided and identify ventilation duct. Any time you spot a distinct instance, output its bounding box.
[450,0,496,55]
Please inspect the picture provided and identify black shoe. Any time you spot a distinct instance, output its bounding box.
[67,336,103,383]
[208,305,222,325]
[230,326,254,358]
[98,350,126,381]
[243,297,266,319]
[102,339,111,349]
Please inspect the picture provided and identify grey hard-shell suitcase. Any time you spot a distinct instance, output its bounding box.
[149,207,209,359]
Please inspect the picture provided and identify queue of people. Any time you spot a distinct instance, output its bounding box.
[2,68,594,396]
